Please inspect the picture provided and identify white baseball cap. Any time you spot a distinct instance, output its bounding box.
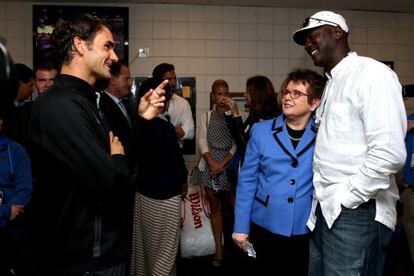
[293,11,349,45]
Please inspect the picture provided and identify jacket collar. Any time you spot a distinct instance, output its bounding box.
[271,115,316,159]
[54,74,97,104]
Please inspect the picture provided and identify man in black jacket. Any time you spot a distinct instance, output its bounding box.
[29,13,167,276]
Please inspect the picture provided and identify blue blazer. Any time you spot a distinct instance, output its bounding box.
[234,115,317,236]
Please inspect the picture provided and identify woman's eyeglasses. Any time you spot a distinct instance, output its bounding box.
[302,17,339,28]
[282,89,309,99]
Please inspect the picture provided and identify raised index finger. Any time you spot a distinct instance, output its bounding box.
[154,79,169,95]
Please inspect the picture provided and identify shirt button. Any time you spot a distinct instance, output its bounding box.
[287,197,294,204]
[291,160,298,168]
[289,179,296,185]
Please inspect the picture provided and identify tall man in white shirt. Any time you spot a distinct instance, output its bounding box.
[152,63,194,149]
[293,11,407,275]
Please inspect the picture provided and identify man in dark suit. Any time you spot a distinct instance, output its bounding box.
[98,61,134,166]
[3,63,33,151]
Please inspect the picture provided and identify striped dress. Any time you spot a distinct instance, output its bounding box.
[130,192,181,276]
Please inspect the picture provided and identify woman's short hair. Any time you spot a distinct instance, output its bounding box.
[211,79,229,94]
[279,69,326,104]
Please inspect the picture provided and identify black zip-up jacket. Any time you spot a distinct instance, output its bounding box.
[29,75,130,274]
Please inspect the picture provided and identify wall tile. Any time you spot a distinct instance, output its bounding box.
[257,24,272,41]
[395,45,411,61]
[204,58,222,74]
[188,57,205,74]
[171,22,188,39]
[188,22,205,39]
[222,40,239,57]
[134,21,153,38]
[205,6,223,22]
[367,28,382,44]
[171,39,188,56]
[205,23,222,39]
[256,7,273,24]
[256,58,273,75]
[239,41,256,58]
[153,22,170,39]
[152,39,170,56]
[273,8,290,24]
[132,4,153,21]
[273,25,289,41]
[367,44,382,60]
[222,23,239,40]
[222,6,239,23]
[153,4,171,21]
[350,27,367,44]
[170,4,188,21]
[239,58,257,75]
[188,5,205,22]
[256,41,273,58]
[382,28,397,44]
[239,23,256,40]
[205,40,222,57]
[396,29,411,44]
[240,7,256,23]
[222,58,239,74]
[188,40,205,56]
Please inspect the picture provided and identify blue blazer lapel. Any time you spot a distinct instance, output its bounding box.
[271,116,299,168]
[295,119,317,157]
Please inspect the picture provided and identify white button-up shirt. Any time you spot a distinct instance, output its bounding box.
[308,52,407,231]
[159,94,194,147]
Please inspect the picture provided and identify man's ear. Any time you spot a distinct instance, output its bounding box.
[72,36,85,55]
[334,26,344,40]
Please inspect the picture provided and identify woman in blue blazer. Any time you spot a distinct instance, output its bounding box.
[233,69,325,275]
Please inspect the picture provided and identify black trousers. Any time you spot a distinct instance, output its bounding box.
[0,216,36,276]
[249,223,309,276]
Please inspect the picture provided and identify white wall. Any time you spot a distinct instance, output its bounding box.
[1,1,414,162]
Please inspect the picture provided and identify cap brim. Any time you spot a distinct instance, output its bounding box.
[293,25,319,46]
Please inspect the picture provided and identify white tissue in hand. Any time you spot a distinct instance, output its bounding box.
[246,241,256,258]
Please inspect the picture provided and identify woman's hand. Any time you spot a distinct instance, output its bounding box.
[232,232,249,252]
[225,98,240,117]
[209,160,224,176]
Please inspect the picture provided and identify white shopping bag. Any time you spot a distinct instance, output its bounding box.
[180,184,215,258]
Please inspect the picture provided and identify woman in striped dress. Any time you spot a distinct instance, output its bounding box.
[130,77,188,276]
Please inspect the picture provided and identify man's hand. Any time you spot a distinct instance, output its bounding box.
[10,205,24,220]
[138,79,168,120]
[408,120,414,133]
[174,126,185,139]
[109,131,124,155]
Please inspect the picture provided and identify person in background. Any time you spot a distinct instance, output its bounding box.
[33,60,57,96]
[98,60,135,168]
[232,69,324,276]
[401,114,414,273]
[225,75,280,166]
[152,63,194,148]
[198,79,237,268]
[29,13,166,276]
[2,63,33,151]
[0,115,33,276]
[293,11,407,275]
[130,77,187,276]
